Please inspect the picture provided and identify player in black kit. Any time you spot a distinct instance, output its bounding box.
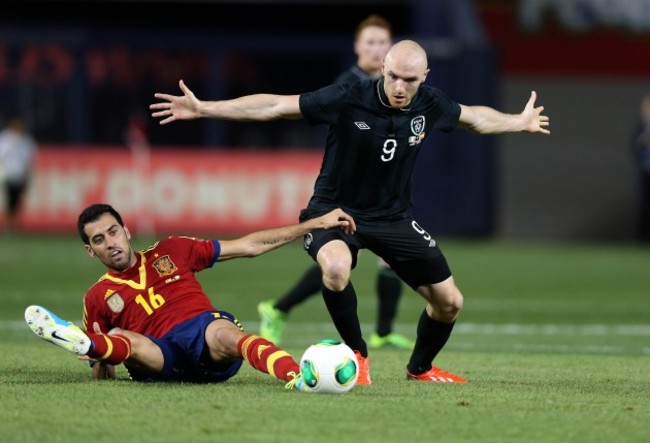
[151,39,550,385]
[256,14,414,352]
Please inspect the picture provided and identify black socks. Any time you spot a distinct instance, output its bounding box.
[407,309,455,374]
[322,282,368,357]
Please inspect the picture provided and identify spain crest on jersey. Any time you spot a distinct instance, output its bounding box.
[409,115,426,146]
[153,255,177,277]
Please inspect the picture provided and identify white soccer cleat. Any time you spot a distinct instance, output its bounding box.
[25,305,91,355]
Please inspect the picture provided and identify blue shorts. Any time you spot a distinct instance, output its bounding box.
[127,311,244,383]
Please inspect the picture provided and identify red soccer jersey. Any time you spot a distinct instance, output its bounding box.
[82,236,220,338]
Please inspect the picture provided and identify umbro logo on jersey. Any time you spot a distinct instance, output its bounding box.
[355,122,371,130]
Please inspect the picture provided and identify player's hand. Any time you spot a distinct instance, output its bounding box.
[78,322,117,380]
[521,91,550,134]
[317,208,356,235]
[150,79,201,125]
[92,361,116,380]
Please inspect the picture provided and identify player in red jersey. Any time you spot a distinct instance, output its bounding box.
[25,203,355,390]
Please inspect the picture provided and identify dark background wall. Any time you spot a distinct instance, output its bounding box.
[2,0,649,242]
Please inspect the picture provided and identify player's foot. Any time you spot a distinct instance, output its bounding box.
[285,371,310,392]
[257,300,286,345]
[369,332,414,350]
[24,305,92,355]
[354,350,372,385]
[406,366,467,383]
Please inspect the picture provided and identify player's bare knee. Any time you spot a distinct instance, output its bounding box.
[118,332,147,359]
[419,280,464,322]
[321,264,350,291]
[319,259,351,291]
[206,320,243,360]
[437,289,464,321]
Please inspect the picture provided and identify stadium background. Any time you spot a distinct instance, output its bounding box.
[1,0,649,242]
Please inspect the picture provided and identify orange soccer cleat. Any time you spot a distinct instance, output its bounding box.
[406,366,467,383]
[354,350,372,385]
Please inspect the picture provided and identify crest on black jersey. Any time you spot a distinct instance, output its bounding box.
[304,233,313,251]
[409,116,426,146]
[410,116,425,135]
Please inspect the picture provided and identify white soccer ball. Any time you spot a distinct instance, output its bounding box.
[299,339,358,394]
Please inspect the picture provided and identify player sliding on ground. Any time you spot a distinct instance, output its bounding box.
[25,203,355,390]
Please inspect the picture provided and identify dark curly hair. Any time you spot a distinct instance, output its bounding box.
[77,203,124,245]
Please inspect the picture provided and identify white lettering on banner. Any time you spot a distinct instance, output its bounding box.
[151,169,188,219]
[192,172,311,220]
[193,173,272,220]
[221,175,272,220]
[277,173,310,216]
[193,173,230,218]
[18,149,321,233]
[519,0,650,32]
[25,169,98,214]
[106,169,140,213]
[103,170,309,220]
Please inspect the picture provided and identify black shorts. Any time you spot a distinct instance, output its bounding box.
[301,215,451,290]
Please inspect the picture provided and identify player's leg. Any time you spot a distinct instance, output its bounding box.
[257,264,322,345]
[406,277,467,383]
[25,305,133,366]
[204,316,305,390]
[6,182,24,229]
[369,257,414,350]
[640,172,650,241]
[114,329,164,374]
[314,239,371,385]
[88,329,163,380]
[374,218,466,383]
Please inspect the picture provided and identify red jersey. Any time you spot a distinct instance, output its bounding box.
[83,236,220,338]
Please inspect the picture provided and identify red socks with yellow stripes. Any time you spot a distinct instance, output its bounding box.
[86,332,132,365]
[83,331,299,380]
[237,334,300,382]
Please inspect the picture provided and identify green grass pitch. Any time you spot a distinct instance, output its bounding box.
[0,234,648,443]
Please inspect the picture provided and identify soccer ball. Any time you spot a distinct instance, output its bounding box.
[299,339,358,394]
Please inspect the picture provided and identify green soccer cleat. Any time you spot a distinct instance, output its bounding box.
[257,300,286,345]
[24,305,92,355]
[368,332,414,350]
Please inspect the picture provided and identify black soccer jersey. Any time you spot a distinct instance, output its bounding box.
[299,78,461,222]
[333,65,375,85]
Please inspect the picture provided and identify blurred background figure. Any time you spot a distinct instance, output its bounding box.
[0,114,37,233]
[631,94,650,243]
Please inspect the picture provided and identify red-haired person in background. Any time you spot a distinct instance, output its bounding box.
[25,203,355,391]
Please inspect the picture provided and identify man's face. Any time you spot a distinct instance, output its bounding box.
[381,54,429,109]
[355,26,392,73]
[83,213,135,272]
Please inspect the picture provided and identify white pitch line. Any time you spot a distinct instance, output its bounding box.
[453,323,650,336]
[4,320,650,336]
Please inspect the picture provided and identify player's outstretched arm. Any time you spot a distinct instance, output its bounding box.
[217,208,356,261]
[458,90,550,135]
[150,79,302,125]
